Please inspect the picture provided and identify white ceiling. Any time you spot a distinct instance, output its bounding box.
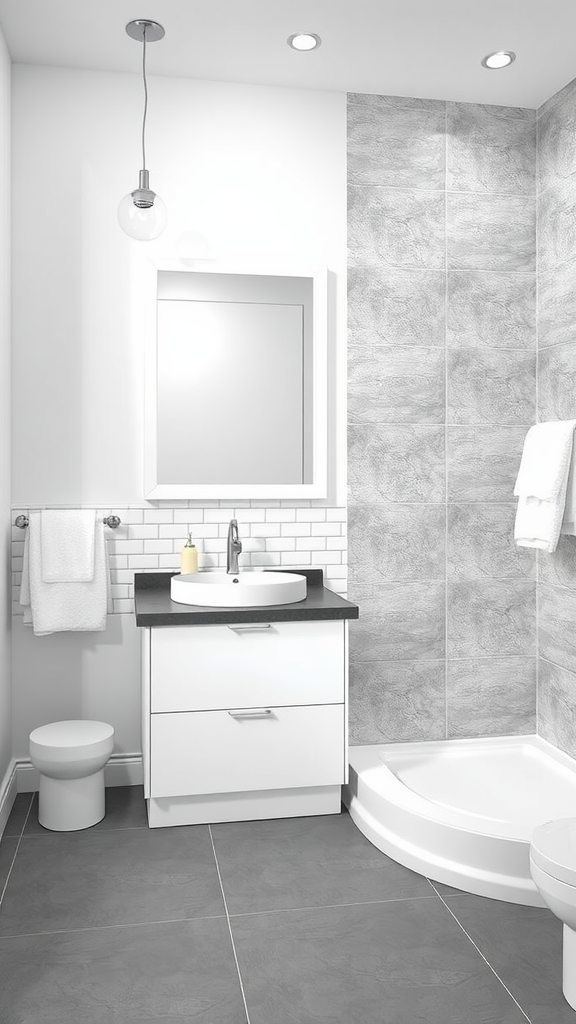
[0,0,574,109]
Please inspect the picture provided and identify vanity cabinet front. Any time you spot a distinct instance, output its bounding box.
[142,619,348,828]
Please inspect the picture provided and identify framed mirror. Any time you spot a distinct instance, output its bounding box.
[143,260,328,499]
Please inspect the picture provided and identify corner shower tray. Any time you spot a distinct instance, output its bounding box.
[343,735,576,906]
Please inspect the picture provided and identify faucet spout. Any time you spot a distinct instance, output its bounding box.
[227,519,242,575]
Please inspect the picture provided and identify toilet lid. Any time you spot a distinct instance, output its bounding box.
[530,818,576,886]
[30,720,114,761]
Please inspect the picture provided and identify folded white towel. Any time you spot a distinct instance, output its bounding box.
[20,513,110,635]
[514,421,576,552]
[41,509,96,582]
[514,421,576,500]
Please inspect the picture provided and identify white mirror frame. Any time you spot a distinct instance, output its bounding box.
[142,258,328,500]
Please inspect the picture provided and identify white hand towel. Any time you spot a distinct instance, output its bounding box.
[20,513,109,635]
[514,420,576,552]
[514,421,576,500]
[561,450,576,537]
[41,509,96,582]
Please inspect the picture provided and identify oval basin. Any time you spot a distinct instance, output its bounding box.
[170,571,307,608]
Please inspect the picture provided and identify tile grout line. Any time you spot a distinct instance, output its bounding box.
[429,881,533,1023]
[0,913,230,941]
[535,113,540,740]
[227,892,441,920]
[208,825,252,1024]
[444,98,449,742]
[0,793,34,906]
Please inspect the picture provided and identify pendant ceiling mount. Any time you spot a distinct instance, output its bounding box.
[125,20,165,44]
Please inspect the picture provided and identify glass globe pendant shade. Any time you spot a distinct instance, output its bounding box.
[118,170,167,240]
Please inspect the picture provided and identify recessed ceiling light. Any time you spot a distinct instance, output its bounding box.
[481,50,516,69]
[287,33,322,51]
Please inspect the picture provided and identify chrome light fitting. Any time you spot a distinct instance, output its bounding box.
[118,19,167,240]
[287,33,321,51]
[481,50,516,69]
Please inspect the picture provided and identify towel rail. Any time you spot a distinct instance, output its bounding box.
[14,514,122,530]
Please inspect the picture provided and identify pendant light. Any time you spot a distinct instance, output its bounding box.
[118,19,167,241]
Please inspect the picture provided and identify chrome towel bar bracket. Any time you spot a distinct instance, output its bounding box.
[14,514,122,529]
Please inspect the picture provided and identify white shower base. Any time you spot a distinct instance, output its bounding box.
[343,735,576,906]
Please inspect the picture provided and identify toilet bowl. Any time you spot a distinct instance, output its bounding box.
[530,818,576,1010]
[29,720,114,832]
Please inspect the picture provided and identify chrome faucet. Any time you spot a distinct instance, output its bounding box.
[226,519,242,574]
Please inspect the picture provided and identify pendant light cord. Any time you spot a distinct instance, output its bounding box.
[141,26,148,172]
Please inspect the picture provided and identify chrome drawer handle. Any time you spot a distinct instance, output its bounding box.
[228,709,272,719]
[227,624,272,632]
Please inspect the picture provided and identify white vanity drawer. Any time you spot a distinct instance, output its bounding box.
[150,620,345,712]
[150,704,345,797]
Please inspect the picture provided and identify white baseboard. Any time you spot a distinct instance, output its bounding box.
[15,752,143,793]
[0,758,18,838]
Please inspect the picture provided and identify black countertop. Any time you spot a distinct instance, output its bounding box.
[134,569,359,627]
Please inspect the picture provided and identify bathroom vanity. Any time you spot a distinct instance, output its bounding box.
[134,570,358,828]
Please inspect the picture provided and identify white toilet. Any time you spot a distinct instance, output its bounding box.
[29,720,115,832]
[530,818,576,1010]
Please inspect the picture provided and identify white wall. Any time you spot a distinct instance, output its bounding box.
[10,66,347,763]
[12,66,346,507]
[0,24,11,787]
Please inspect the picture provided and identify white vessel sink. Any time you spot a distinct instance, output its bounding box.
[170,571,307,608]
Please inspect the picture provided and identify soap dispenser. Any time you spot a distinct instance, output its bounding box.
[180,533,198,575]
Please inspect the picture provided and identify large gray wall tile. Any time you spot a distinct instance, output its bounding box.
[349,504,445,583]
[447,349,535,424]
[538,179,576,272]
[448,503,536,580]
[447,194,536,271]
[539,76,576,120]
[348,93,446,113]
[447,657,536,738]
[349,423,445,503]
[350,659,446,743]
[349,582,445,662]
[348,185,445,268]
[348,267,446,347]
[447,426,526,501]
[447,579,536,658]
[348,346,445,424]
[538,259,576,349]
[447,103,536,195]
[539,583,576,674]
[539,535,576,589]
[447,271,536,350]
[538,658,576,758]
[348,102,445,190]
[538,96,576,193]
[537,342,576,421]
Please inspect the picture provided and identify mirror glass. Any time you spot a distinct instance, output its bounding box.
[145,267,327,499]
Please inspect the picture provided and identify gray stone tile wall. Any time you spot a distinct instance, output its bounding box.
[537,78,576,758]
[348,93,537,745]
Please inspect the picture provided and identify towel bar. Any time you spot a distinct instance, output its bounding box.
[14,514,122,530]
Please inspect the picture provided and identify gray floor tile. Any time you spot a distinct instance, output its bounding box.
[0,918,247,1024]
[3,793,33,838]
[24,785,148,835]
[445,894,575,1024]
[0,837,17,895]
[0,826,224,935]
[231,900,527,1024]
[212,812,435,915]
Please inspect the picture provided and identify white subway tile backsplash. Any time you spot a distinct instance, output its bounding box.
[265,537,296,552]
[145,510,175,524]
[312,522,341,536]
[296,537,327,550]
[281,551,312,565]
[296,509,327,522]
[173,509,204,523]
[11,504,346,615]
[265,508,297,522]
[144,540,175,554]
[251,523,281,538]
